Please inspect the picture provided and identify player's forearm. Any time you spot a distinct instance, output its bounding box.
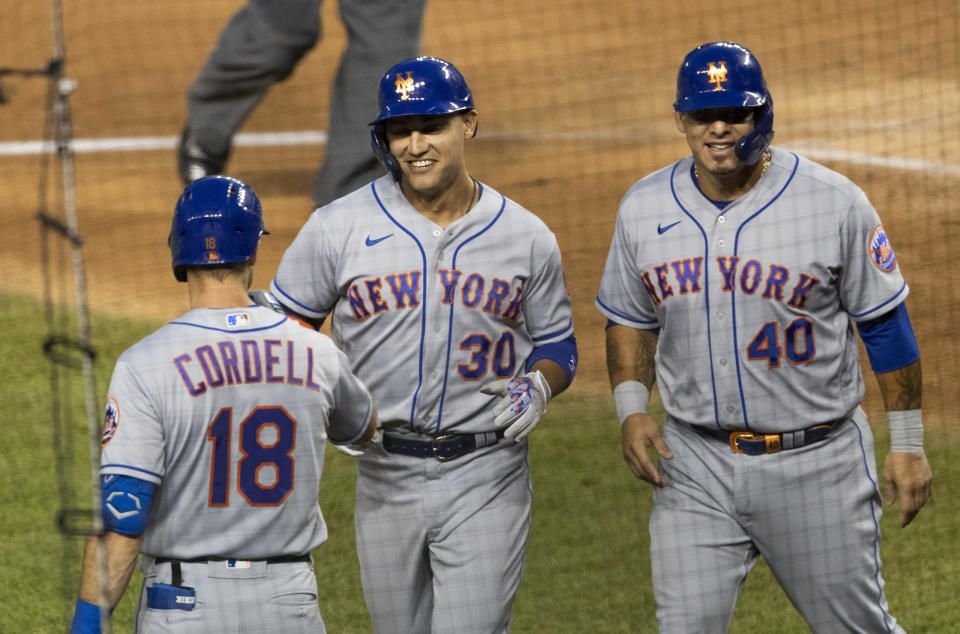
[356,405,380,446]
[605,324,657,388]
[874,358,922,412]
[78,532,144,609]
[531,359,570,397]
[275,299,325,331]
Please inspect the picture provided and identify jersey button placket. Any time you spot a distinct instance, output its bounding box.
[420,236,449,425]
[431,232,452,334]
[432,255,445,336]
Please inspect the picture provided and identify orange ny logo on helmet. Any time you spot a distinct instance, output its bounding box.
[707,61,728,90]
[394,71,416,100]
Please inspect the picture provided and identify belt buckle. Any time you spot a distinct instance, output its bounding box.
[431,434,458,462]
[728,431,756,454]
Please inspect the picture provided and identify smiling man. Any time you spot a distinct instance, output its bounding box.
[596,41,931,633]
[270,56,577,633]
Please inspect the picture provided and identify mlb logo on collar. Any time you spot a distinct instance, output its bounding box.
[226,312,250,328]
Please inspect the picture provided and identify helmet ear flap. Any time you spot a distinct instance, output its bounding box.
[735,100,774,164]
[370,126,401,181]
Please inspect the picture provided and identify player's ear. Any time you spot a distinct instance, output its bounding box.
[462,110,478,139]
[674,111,686,134]
[244,251,258,289]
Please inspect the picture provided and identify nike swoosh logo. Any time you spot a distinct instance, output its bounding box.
[365,234,393,247]
[657,221,681,235]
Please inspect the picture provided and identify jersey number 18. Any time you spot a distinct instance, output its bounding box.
[206,406,296,506]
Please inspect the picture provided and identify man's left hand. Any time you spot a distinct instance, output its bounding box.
[481,370,551,441]
[333,428,389,458]
[883,450,932,527]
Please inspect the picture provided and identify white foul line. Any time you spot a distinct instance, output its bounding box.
[0,130,956,176]
[0,131,329,156]
[783,142,960,177]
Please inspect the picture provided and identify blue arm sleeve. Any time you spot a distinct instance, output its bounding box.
[526,334,578,383]
[101,474,156,536]
[856,302,920,373]
[70,599,103,634]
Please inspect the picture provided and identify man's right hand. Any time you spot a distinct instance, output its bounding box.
[621,413,673,487]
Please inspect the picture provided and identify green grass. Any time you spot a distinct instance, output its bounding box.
[3,290,958,632]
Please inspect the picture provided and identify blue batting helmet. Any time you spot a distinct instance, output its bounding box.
[674,41,774,165]
[168,176,268,282]
[369,56,475,179]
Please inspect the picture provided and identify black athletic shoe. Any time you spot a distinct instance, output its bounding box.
[177,128,228,184]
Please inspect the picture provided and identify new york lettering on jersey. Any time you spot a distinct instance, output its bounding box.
[638,256,820,309]
[344,268,524,322]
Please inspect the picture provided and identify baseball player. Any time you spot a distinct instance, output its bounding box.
[269,56,578,633]
[178,0,427,208]
[70,176,380,633]
[596,42,932,633]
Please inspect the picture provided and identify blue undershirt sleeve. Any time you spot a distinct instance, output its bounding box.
[856,302,920,374]
[526,334,578,383]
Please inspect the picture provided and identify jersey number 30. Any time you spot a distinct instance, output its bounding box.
[207,406,296,507]
[458,332,516,379]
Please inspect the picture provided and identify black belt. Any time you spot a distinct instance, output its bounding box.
[696,422,839,455]
[383,430,505,462]
[154,554,311,587]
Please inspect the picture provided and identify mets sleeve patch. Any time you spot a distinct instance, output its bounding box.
[868,224,898,272]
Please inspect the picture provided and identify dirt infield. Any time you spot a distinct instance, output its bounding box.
[1,0,957,422]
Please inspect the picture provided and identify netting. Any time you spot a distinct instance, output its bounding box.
[1,0,957,631]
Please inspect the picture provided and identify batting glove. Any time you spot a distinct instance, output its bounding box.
[480,370,552,441]
[333,428,389,458]
[248,289,286,314]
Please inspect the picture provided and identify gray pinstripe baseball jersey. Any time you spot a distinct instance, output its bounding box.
[597,148,908,431]
[271,175,574,435]
[100,305,372,559]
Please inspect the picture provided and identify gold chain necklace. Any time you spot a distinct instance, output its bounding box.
[465,178,478,215]
[694,150,772,183]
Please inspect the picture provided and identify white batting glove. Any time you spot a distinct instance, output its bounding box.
[248,289,286,313]
[480,370,552,441]
[332,443,364,458]
[333,428,389,458]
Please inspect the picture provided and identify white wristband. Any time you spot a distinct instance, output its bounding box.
[614,381,650,426]
[887,409,923,453]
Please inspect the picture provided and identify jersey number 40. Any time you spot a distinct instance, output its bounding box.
[746,317,815,368]
[207,406,296,506]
